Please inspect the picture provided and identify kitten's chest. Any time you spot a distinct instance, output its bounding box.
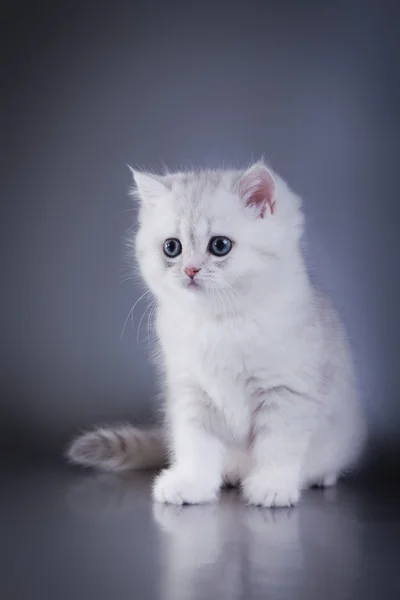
[159,310,284,441]
[161,312,277,389]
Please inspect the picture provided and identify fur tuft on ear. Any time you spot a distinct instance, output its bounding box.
[128,166,170,206]
[238,162,275,218]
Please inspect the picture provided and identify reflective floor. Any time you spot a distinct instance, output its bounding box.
[2,464,400,599]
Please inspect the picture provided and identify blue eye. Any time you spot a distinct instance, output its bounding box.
[208,237,232,257]
[163,238,182,258]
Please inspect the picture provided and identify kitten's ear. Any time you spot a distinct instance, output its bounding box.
[238,162,275,218]
[128,166,170,206]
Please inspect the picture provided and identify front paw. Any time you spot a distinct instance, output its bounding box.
[153,469,218,505]
[243,472,300,508]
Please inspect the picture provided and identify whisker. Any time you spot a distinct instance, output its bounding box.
[230,288,242,320]
[218,288,227,321]
[212,283,220,320]
[224,281,243,299]
[147,300,158,343]
[120,289,151,340]
[136,302,154,347]
[230,286,241,316]
[221,287,238,320]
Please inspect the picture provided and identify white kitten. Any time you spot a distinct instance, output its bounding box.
[68,161,366,507]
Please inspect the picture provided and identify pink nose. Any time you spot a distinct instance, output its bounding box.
[184,266,200,279]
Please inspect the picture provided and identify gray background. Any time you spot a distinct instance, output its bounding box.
[2,1,399,461]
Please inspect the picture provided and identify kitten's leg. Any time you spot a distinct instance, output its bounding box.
[243,387,319,508]
[302,399,366,489]
[153,386,223,505]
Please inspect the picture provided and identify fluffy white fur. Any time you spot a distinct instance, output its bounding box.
[68,161,366,508]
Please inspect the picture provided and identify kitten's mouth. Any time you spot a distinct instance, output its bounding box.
[186,280,202,290]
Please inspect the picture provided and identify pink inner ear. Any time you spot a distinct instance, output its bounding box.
[239,167,275,218]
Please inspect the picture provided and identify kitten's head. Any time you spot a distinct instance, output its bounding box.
[131,162,304,306]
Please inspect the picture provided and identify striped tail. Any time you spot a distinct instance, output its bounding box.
[66,425,166,472]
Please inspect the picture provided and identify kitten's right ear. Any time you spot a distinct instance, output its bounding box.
[128,166,170,207]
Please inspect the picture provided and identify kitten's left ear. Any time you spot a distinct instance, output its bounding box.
[238,162,275,218]
[128,166,170,206]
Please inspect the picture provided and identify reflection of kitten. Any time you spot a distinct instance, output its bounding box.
[68,161,366,507]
